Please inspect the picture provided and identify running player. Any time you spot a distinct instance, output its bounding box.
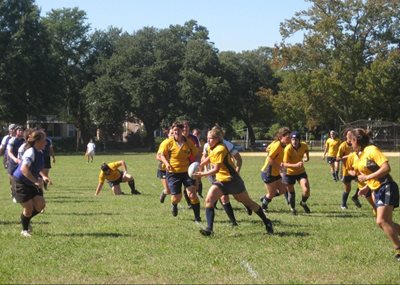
[322,130,341,181]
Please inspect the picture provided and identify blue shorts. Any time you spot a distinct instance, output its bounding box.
[374,181,399,208]
[282,172,308,185]
[166,172,195,195]
[327,157,336,164]
[157,169,166,179]
[212,175,246,196]
[261,172,281,184]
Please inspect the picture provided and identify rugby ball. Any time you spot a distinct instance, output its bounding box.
[188,162,200,178]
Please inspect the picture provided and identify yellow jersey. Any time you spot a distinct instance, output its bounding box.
[260,140,284,176]
[352,145,389,190]
[98,161,122,184]
[325,137,341,157]
[208,143,237,182]
[158,137,198,173]
[283,142,308,175]
[337,141,353,176]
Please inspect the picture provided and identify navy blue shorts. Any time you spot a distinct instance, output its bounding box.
[166,172,195,195]
[326,157,336,164]
[212,175,246,196]
[282,172,308,185]
[157,169,166,179]
[12,178,44,203]
[374,181,399,208]
[261,172,281,184]
[44,156,51,169]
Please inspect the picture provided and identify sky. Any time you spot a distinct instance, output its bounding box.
[34,0,311,52]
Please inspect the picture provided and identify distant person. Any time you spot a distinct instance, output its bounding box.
[42,133,55,189]
[94,160,141,196]
[157,128,174,203]
[0,124,17,169]
[85,139,96,163]
[7,126,25,201]
[12,130,50,237]
[322,130,341,181]
[350,128,400,262]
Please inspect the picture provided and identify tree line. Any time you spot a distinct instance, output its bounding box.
[1,0,399,149]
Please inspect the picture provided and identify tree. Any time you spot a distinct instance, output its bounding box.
[0,0,60,123]
[272,0,400,131]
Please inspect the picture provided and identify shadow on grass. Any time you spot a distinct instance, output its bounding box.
[49,232,130,238]
[50,212,117,216]
[0,220,50,226]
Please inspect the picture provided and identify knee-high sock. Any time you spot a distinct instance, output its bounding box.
[342,192,349,207]
[222,202,236,224]
[288,191,296,209]
[205,207,215,231]
[255,207,271,226]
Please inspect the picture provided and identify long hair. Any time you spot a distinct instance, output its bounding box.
[23,130,46,152]
[350,128,372,150]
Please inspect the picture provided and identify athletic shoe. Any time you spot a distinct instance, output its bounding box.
[12,197,17,203]
[259,196,265,203]
[21,230,31,237]
[300,201,311,213]
[341,205,348,210]
[261,199,269,211]
[171,204,178,217]
[159,190,167,203]
[290,207,297,215]
[131,189,141,195]
[231,221,238,227]
[245,206,252,216]
[351,196,362,208]
[265,219,274,235]
[199,228,213,236]
[395,250,400,262]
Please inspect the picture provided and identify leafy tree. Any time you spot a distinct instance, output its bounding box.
[272,0,400,132]
[0,0,60,123]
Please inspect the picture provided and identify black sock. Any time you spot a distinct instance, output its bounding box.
[301,195,309,203]
[183,191,191,206]
[31,209,40,218]
[197,181,203,197]
[192,203,201,221]
[332,173,336,180]
[205,207,215,231]
[255,207,271,226]
[288,191,296,209]
[20,213,31,231]
[222,202,237,224]
[342,192,349,206]
[335,171,339,180]
[284,192,289,204]
[352,189,359,200]
[128,179,136,192]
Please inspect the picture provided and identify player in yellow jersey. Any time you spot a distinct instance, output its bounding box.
[194,127,273,236]
[94,160,140,196]
[282,131,311,215]
[260,127,291,211]
[350,128,400,262]
[323,130,341,181]
[336,128,362,209]
[157,121,201,222]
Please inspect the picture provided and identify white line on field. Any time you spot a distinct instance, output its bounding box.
[240,260,259,279]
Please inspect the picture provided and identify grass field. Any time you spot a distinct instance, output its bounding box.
[1,152,399,284]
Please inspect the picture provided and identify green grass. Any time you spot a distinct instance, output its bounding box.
[1,153,399,284]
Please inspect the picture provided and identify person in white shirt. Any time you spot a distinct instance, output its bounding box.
[85,139,96,163]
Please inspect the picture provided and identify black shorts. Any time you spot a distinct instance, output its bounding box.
[374,181,399,208]
[157,169,166,179]
[261,171,281,184]
[282,172,308,185]
[44,156,51,169]
[212,175,246,196]
[166,172,195,195]
[12,177,44,203]
[107,171,123,187]
[326,157,336,164]
[342,175,357,183]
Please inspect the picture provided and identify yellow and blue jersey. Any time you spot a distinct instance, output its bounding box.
[98,161,122,184]
[260,140,284,176]
[283,142,308,175]
[158,137,198,173]
[208,143,237,182]
[337,141,353,176]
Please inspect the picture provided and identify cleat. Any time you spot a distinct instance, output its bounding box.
[159,190,167,203]
[12,197,17,203]
[21,230,31,237]
[395,250,400,262]
[265,219,274,235]
[351,196,362,208]
[131,189,141,195]
[340,205,348,210]
[245,206,252,216]
[199,228,213,236]
[300,201,311,213]
[290,208,297,215]
[171,204,178,217]
[259,196,265,203]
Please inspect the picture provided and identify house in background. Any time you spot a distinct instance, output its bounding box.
[26,115,76,138]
